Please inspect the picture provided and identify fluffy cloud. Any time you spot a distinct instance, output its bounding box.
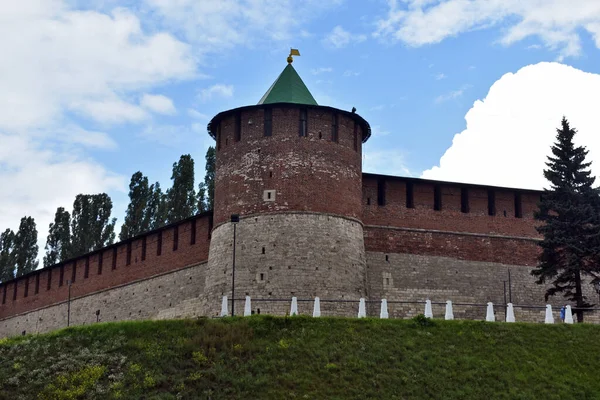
[375,0,600,59]
[323,26,367,49]
[140,94,177,115]
[422,62,600,190]
[199,84,234,101]
[434,85,471,103]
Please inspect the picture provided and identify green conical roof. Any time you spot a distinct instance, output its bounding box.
[258,64,318,106]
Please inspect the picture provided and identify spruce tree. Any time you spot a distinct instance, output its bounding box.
[0,229,15,282]
[204,146,216,211]
[532,117,600,322]
[13,217,39,277]
[120,172,151,240]
[71,194,116,257]
[44,207,71,267]
[166,154,196,223]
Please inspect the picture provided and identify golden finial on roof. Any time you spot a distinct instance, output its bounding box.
[287,48,300,64]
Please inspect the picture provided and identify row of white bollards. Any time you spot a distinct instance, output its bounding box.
[219,295,576,323]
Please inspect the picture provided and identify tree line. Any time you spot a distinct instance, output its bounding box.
[0,147,215,283]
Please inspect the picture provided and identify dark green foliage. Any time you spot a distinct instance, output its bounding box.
[166,154,196,223]
[3,317,600,399]
[146,182,168,230]
[204,146,215,211]
[44,207,71,267]
[533,117,600,322]
[0,229,15,282]
[197,183,207,213]
[13,216,38,277]
[70,194,116,258]
[120,172,152,241]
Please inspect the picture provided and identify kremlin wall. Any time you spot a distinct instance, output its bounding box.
[1,57,597,337]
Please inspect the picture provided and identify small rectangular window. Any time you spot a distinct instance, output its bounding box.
[47,269,52,290]
[157,231,163,256]
[190,220,197,245]
[126,242,132,265]
[234,113,241,142]
[514,193,523,218]
[434,185,442,211]
[264,108,272,137]
[24,277,29,298]
[141,237,147,260]
[59,265,64,287]
[35,273,39,295]
[353,123,358,151]
[112,247,117,270]
[173,226,179,251]
[377,179,386,206]
[367,197,371,205]
[12,282,17,301]
[71,261,77,283]
[461,188,469,213]
[488,189,496,216]
[331,113,338,142]
[406,182,414,209]
[216,124,222,151]
[299,109,307,137]
[2,285,6,304]
[84,256,90,278]
[260,273,265,281]
[98,253,103,275]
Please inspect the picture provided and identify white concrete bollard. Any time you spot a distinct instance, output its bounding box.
[565,305,574,324]
[445,300,454,320]
[486,302,495,322]
[313,297,321,317]
[380,299,389,319]
[358,298,366,318]
[290,297,298,316]
[424,299,433,318]
[544,304,554,324]
[220,296,228,317]
[244,296,252,316]
[506,303,516,323]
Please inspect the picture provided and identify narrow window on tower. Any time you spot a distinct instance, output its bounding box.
[98,253,103,275]
[84,256,90,278]
[353,122,358,151]
[35,273,39,294]
[514,193,523,218]
[141,237,147,261]
[71,261,77,283]
[234,113,241,142]
[299,108,307,137]
[190,220,197,245]
[173,226,179,251]
[377,178,386,206]
[406,182,415,209]
[126,242,132,265]
[461,187,469,213]
[157,231,163,256]
[47,269,52,290]
[331,113,338,142]
[24,277,29,298]
[433,184,442,211]
[264,108,272,137]
[59,265,64,286]
[112,247,117,270]
[216,123,222,151]
[488,189,496,216]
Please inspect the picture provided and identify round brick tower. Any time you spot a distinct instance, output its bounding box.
[203,55,371,316]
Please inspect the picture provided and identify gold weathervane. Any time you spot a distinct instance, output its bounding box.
[287,48,300,64]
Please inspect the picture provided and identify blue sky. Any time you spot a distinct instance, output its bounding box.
[3,0,600,250]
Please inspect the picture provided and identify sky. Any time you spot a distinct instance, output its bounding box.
[2,0,600,259]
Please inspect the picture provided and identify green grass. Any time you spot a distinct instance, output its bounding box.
[1,315,600,399]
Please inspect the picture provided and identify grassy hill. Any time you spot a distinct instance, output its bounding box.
[1,315,599,399]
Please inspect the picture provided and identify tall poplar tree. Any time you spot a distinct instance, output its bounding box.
[44,207,72,267]
[204,146,216,211]
[0,229,15,282]
[120,172,151,240]
[146,182,168,229]
[166,154,196,223]
[71,194,116,257]
[14,217,39,277]
[532,117,600,322]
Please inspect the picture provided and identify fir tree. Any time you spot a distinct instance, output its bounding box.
[44,207,71,267]
[14,217,39,277]
[120,172,151,240]
[71,194,116,257]
[166,154,196,223]
[0,229,15,282]
[532,117,600,322]
[204,146,216,211]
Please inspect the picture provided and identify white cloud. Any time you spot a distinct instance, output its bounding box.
[363,149,412,176]
[434,85,471,103]
[343,70,361,77]
[435,73,447,80]
[422,62,600,190]
[188,109,209,120]
[375,0,600,59]
[311,67,333,75]
[199,84,234,101]
[323,25,367,48]
[140,94,176,115]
